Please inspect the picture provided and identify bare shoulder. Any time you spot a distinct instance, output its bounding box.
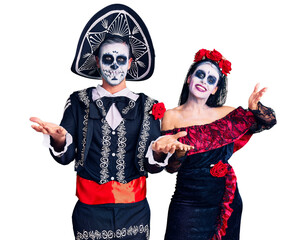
[215,106,236,118]
[161,107,182,131]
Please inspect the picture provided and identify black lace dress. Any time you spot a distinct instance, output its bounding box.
[162,103,276,240]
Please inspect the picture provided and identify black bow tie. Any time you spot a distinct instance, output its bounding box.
[94,96,137,120]
[101,96,130,113]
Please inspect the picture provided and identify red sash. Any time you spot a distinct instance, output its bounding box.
[76,176,146,205]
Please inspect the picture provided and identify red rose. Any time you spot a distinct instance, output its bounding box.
[194,49,209,62]
[207,49,223,62]
[210,161,228,177]
[219,59,232,76]
[152,102,166,120]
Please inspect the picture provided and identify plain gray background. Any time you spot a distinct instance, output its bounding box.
[1,0,304,239]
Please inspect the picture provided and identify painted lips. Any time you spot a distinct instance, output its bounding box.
[195,84,207,92]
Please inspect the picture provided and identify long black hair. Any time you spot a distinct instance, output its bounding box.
[178,59,228,107]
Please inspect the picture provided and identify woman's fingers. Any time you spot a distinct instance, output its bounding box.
[253,83,260,94]
[174,131,187,140]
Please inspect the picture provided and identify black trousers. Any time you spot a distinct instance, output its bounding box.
[72,198,150,240]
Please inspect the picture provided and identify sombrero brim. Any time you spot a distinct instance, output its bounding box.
[71,4,155,81]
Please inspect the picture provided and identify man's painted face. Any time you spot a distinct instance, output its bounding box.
[98,42,130,86]
[188,62,220,99]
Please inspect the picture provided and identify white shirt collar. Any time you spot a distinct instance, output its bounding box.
[92,85,139,101]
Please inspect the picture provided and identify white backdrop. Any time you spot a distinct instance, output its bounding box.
[1,0,305,239]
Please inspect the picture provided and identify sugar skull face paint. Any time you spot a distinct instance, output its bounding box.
[98,42,130,86]
[188,62,220,99]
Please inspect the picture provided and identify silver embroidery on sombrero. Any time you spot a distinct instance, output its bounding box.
[79,33,106,72]
[76,10,150,80]
[108,13,129,37]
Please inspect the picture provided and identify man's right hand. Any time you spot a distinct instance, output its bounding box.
[30,117,67,150]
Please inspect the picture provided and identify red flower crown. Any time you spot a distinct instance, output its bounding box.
[194,49,232,76]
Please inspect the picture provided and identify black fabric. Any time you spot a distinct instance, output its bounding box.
[100,96,131,113]
[73,199,150,240]
[163,103,276,239]
[50,87,163,184]
[79,95,142,184]
[164,146,237,240]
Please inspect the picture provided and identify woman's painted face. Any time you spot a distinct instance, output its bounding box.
[188,62,220,99]
[98,42,130,86]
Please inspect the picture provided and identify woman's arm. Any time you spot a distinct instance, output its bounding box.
[248,83,277,133]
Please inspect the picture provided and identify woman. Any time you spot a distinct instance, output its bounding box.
[161,49,276,239]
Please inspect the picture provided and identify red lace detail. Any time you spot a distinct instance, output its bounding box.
[211,165,237,240]
[233,133,252,153]
[163,107,255,155]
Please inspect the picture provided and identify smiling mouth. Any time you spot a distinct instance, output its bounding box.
[195,84,207,92]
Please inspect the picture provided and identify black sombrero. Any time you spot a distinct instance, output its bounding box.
[71,4,155,81]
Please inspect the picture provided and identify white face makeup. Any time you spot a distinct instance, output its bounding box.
[98,42,130,86]
[188,62,220,100]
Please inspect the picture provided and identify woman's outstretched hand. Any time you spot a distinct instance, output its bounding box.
[248,83,267,110]
[152,131,194,154]
[30,117,67,150]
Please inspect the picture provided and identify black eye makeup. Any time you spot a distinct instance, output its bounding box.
[207,76,217,85]
[195,70,205,79]
[194,69,218,85]
[102,54,114,65]
[116,55,127,65]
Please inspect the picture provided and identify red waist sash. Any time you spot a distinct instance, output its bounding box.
[76,176,146,205]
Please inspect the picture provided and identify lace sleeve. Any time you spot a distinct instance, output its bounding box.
[249,102,277,133]
[165,151,186,173]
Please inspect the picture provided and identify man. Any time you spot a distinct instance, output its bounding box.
[30,4,190,239]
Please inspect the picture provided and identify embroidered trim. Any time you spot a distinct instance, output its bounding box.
[78,89,91,107]
[116,120,127,183]
[99,119,111,184]
[137,97,155,172]
[96,99,107,117]
[122,100,136,115]
[76,89,90,169]
[76,224,149,240]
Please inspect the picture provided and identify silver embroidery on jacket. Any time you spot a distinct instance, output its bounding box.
[137,97,155,172]
[121,100,136,115]
[96,99,107,117]
[76,89,90,169]
[99,118,111,184]
[116,120,127,183]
